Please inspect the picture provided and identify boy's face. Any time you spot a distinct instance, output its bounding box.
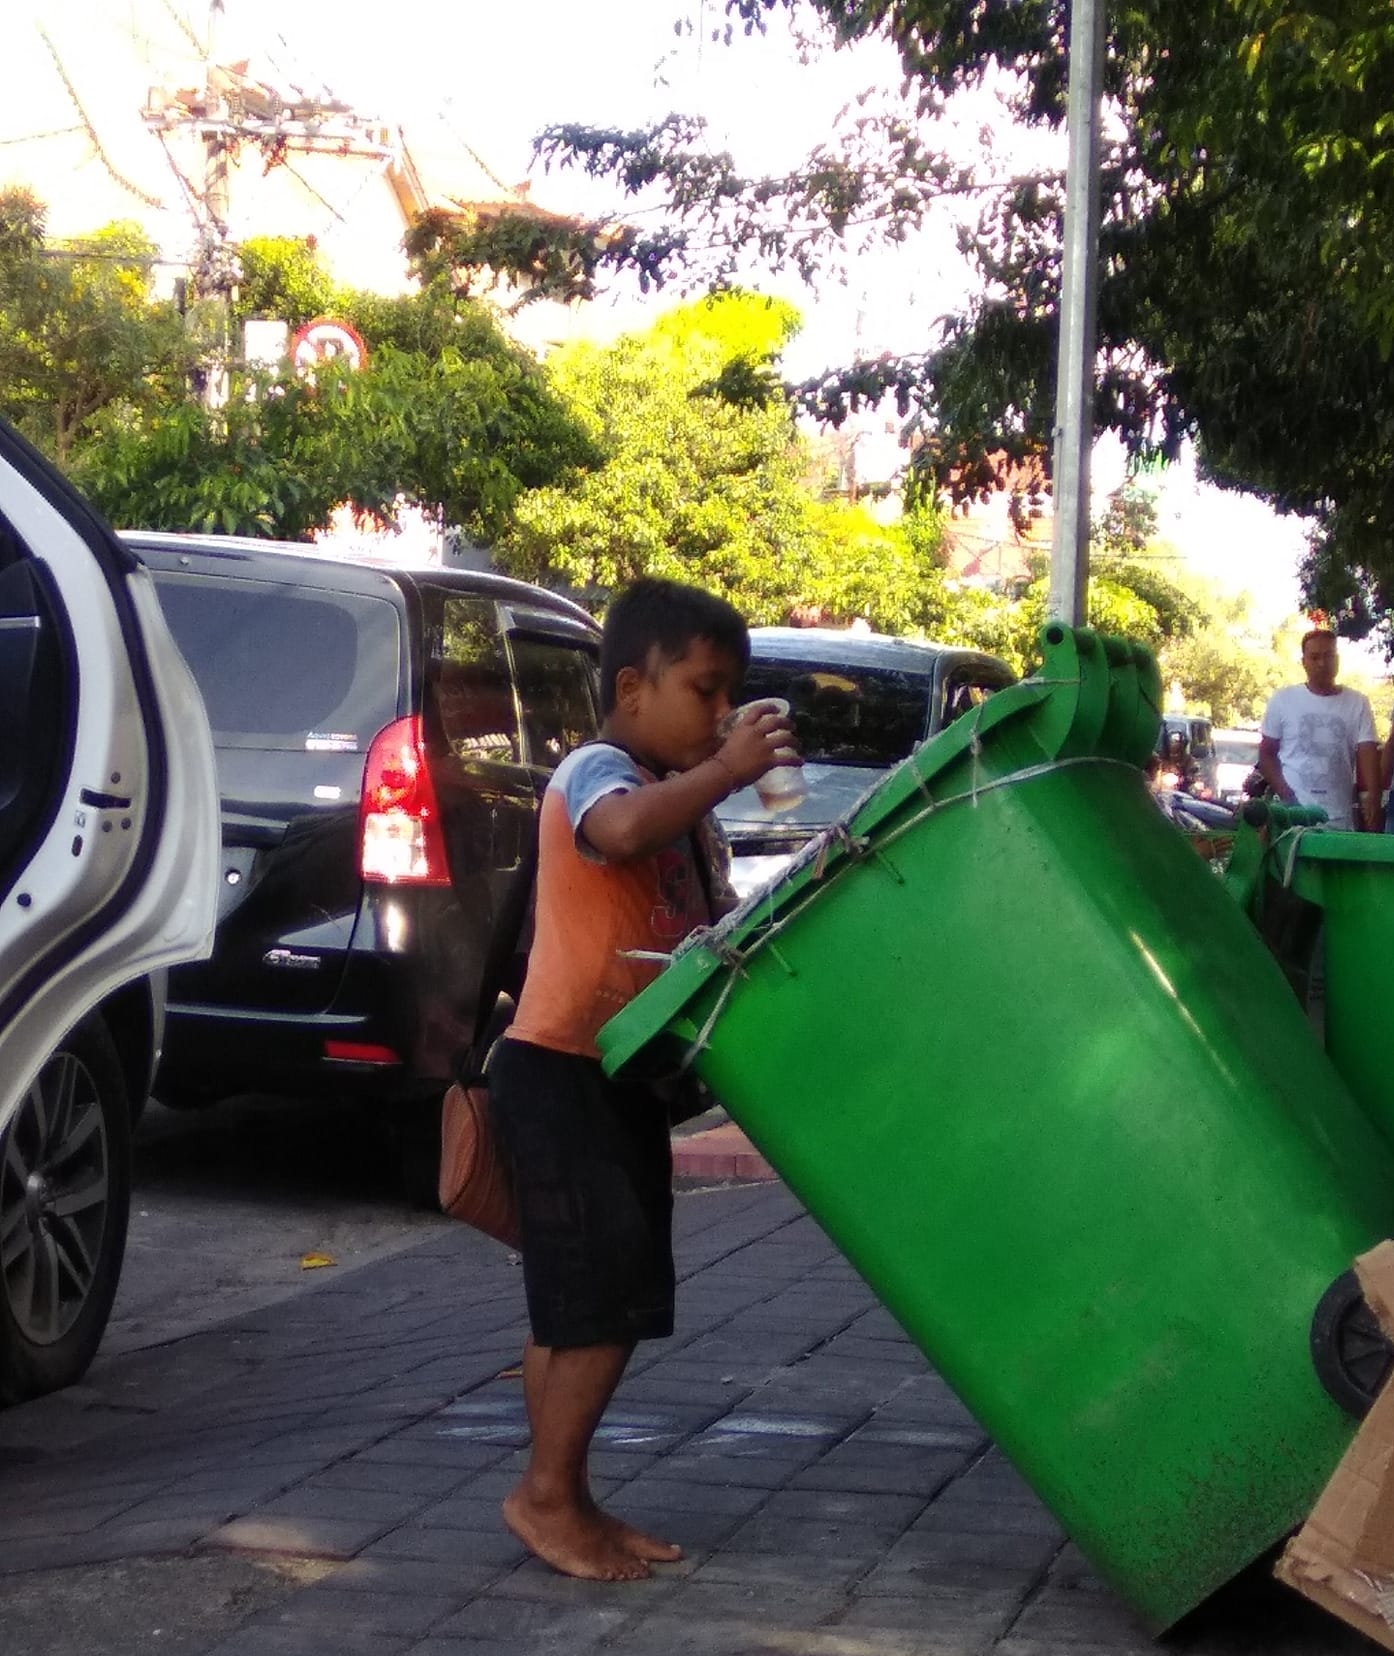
[616,638,744,772]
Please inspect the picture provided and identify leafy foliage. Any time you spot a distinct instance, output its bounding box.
[1239,3,1394,348]
[0,204,595,540]
[233,236,342,329]
[0,188,194,459]
[80,352,594,545]
[71,262,597,540]
[498,292,958,629]
[534,1,1394,647]
[404,206,631,307]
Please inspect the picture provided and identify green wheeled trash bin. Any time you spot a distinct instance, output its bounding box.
[1228,811,1394,1154]
[597,624,1394,1632]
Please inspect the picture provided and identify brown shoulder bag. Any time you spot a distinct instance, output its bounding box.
[438,1076,520,1247]
[437,791,538,1248]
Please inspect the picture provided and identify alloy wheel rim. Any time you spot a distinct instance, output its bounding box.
[0,1052,110,1344]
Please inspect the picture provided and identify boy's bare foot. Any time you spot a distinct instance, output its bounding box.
[503,1488,650,1581]
[597,1509,683,1563]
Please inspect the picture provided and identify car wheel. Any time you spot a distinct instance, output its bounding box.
[0,1013,132,1403]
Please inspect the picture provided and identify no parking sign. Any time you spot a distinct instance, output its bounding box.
[290,317,367,378]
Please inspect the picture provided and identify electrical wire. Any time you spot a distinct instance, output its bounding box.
[37,24,166,210]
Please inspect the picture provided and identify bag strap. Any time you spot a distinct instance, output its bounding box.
[455,794,541,1086]
[603,738,719,925]
[462,739,625,1081]
[456,741,719,1084]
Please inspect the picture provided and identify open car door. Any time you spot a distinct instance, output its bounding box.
[0,417,217,1399]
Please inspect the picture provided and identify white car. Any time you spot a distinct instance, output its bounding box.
[1212,727,1262,806]
[0,419,218,1401]
[716,628,1017,898]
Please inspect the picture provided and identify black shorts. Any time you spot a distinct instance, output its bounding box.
[488,1038,674,1348]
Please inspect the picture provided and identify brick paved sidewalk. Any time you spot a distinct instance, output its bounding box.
[0,1183,1369,1656]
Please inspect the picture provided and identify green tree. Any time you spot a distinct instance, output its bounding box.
[404,205,625,309]
[0,189,193,460]
[233,236,342,329]
[1240,2,1394,349]
[499,292,955,626]
[536,2,1394,648]
[71,268,598,541]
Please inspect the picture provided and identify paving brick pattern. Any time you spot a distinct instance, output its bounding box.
[0,1183,1372,1655]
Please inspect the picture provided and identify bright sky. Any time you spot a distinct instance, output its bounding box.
[14,0,1361,654]
[231,0,1331,640]
[221,0,977,372]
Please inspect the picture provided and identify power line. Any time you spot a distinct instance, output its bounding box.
[36,24,166,210]
[35,247,187,268]
[0,125,85,147]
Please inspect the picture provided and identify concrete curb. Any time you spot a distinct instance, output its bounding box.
[670,1121,776,1184]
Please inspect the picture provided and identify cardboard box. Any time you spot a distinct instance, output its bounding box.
[1275,1241,1394,1649]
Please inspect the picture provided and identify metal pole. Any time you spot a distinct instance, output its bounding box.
[1047,0,1107,625]
[204,0,229,236]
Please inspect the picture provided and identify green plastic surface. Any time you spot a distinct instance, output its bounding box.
[599,625,1394,1630]
[1264,824,1394,1151]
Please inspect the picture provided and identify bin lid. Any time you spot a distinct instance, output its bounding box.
[597,624,1161,1077]
[1278,828,1394,866]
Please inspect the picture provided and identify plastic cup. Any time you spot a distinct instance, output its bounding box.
[721,697,807,812]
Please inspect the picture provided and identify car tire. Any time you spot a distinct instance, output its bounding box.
[0,1012,132,1404]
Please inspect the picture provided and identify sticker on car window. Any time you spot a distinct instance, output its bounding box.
[305,732,358,752]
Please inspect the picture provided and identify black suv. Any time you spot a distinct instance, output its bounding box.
[129,534,600,1143]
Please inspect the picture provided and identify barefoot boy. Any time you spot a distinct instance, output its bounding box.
[488,577,797,1581]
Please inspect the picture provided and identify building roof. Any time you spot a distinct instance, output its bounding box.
[2,2,578,294]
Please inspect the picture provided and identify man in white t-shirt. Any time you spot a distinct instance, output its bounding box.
[1258,629,1380,830]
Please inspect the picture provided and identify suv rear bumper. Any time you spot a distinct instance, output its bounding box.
[156,1003,445,1104]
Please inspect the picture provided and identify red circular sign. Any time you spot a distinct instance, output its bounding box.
[290,317,367,376]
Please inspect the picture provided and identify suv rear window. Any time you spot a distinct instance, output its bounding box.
[511,636,598,766]
[744,658,932,767]
[153,572,401,752]
[431,596,598,769]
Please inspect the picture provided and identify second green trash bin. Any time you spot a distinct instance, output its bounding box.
[598,624,1394,1632]
[1231,815,1394,1154]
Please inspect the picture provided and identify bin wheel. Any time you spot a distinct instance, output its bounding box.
[1311,1269,1394,1418]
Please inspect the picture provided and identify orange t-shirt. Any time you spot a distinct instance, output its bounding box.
[507,743,715,1059]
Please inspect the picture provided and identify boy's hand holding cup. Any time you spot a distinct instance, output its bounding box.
[716,697,807,811]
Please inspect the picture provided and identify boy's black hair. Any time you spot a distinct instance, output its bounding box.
[599,578,750,714]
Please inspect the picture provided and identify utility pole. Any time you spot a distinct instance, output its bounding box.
[194,0,238,405]
[203,0,230,238]
[1047,0,1107,626]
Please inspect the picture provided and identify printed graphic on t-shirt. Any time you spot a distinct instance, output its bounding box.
[1292,712,1347,768]
[653,846,698,943]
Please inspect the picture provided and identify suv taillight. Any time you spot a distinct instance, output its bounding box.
[359,716,451,885]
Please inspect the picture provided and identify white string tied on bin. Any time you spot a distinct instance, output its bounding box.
[672,751,1139,1064]
[1278,826,1312,890]
[967,699,987,809]
[680,934,754,1068]
[812,823,870,881]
